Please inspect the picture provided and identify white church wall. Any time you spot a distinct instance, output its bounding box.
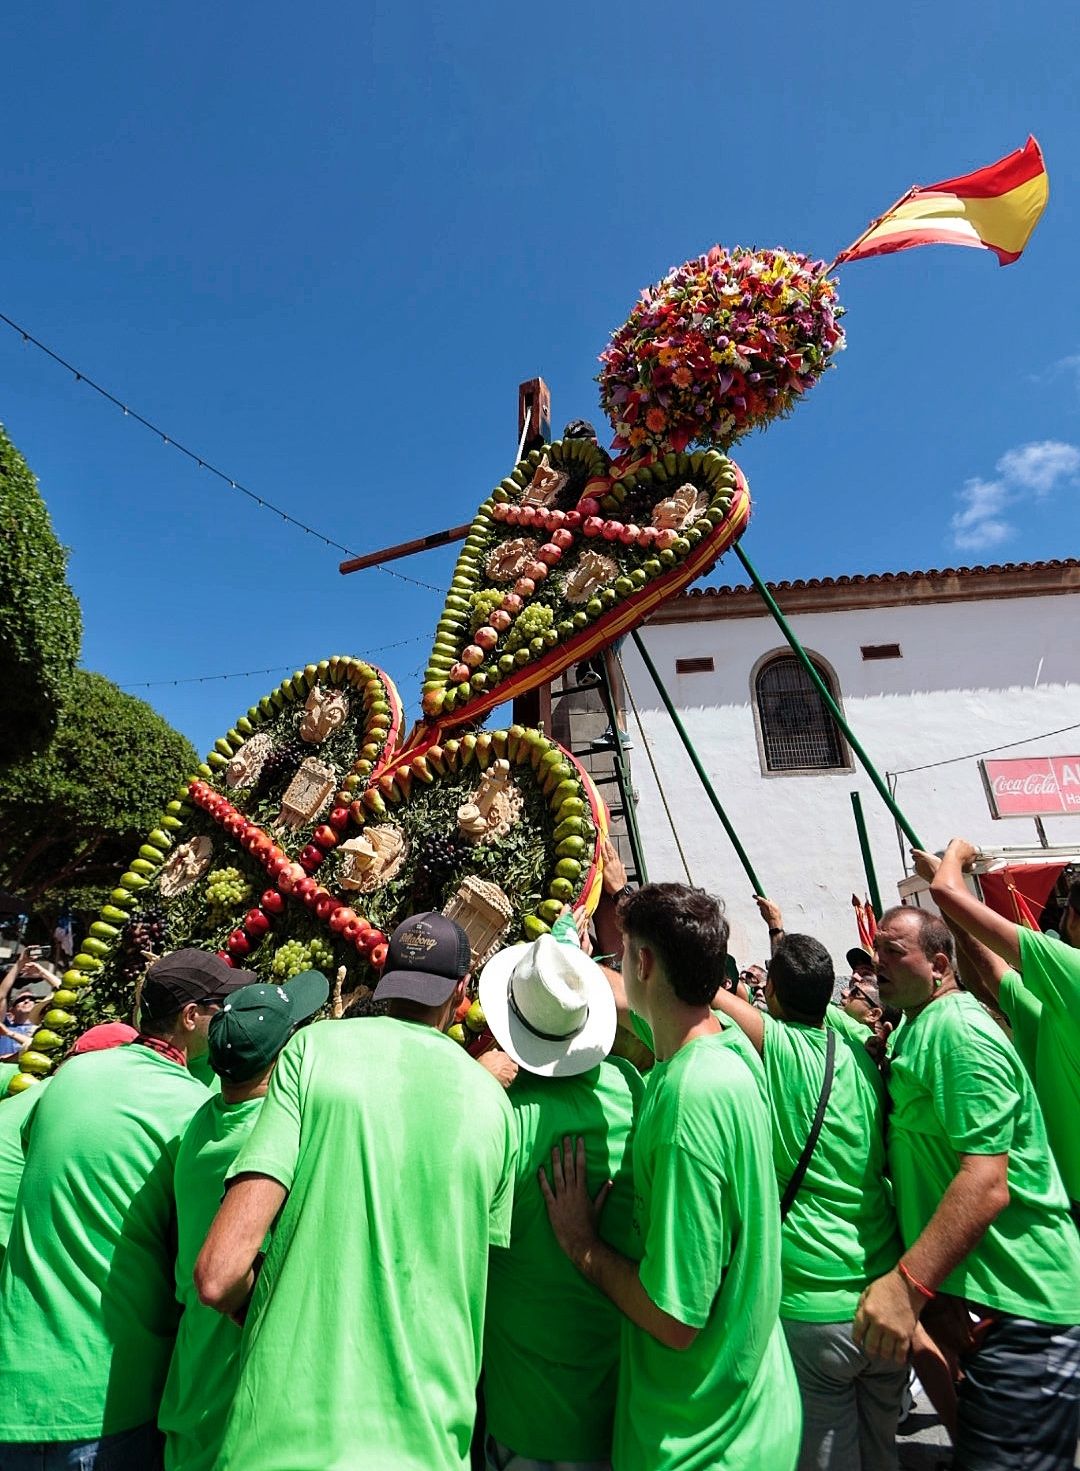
[621,592,1080,969]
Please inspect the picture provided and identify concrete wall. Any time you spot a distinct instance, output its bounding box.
[621,592,1080,969]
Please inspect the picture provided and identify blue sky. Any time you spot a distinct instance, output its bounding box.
[1,0,1077,755]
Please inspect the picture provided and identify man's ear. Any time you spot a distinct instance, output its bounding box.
[452,978,468,1008]
[179,1000,202,1033]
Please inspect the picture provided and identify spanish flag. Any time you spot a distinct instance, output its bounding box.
[834,137,1048,268]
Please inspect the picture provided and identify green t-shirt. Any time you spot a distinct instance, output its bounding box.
[0,1045,207,1439]
[158,1092,264,1471]
[187,1049,222,1093]
[0,1080,48,1268]
[995,927,1080,1203]
[761,1007,900,1321]
[887,990,1080,1322]
[217,1018,516,1471]
[484,1056,644,1461]
[615,1032,801,1471]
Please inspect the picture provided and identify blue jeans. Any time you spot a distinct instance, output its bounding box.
[955,1315,1080,1471]
[0,1423,162,1471]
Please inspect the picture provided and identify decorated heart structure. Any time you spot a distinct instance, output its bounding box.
[419,438,750,728]
[21,661,607,1072]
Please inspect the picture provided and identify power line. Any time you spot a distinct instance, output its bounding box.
[0,308,443,594]
[889,720,1080,777]
[121,635,424,689]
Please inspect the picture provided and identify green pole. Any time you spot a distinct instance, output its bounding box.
[734,543,925,851]
[629,629,766,895]
[596,655,649,884]
[850,791,883,919]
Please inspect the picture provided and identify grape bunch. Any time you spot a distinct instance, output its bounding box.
[271,940,310,979]
[206,867,252,925]
[271,938,334,980]
[504,603,554,652]
[254,739,306,799]
[116,907,169,987]
[307,938,335,975]
[414,833,471,888]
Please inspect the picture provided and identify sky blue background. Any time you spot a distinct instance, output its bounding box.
[1,0,1077,755]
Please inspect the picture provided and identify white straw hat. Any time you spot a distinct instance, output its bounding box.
[478,933,617,1077]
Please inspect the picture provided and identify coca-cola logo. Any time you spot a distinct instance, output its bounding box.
[991,774,1061,797]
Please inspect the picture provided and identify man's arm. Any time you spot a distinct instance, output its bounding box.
[540,1137,698,1351]
[854,1152,1010,1363]
[195,1173,287,1318]
[922,841,1022,971]
[708,986,765,1055]
[754,896,785,957]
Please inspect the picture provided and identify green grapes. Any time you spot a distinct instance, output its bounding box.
[206,867,252,924]
[271,940,310,980]
[271,937,336,980]
[469,588,504,633]
[505,603,554,652]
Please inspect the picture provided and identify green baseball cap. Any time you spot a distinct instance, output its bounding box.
[208,972,329,1083]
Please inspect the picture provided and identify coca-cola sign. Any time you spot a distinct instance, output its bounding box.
[980,757,1080,819]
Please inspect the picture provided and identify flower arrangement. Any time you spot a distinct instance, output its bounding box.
[598,246,845,456]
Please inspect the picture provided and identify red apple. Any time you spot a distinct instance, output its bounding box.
[227,930,250,957]
[315,893,337,921]
[277,862,305,893]
[299,845,324,872]
[295,876,318,904]
[267,853,290,880]
[328,806,351,832]
[216,950,236,967]
[343,916,364,943]
[313,824,339,850]
[369,943,389,970]
[329,906,356,935]
[244,909,271,938]
[261,889,285,915]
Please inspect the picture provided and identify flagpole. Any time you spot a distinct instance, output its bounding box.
[826,186,918,272]
[733,543,925,851]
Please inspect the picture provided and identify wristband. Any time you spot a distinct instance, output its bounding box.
[898,1260,935,1301]
[768,926,784,936]
[612,884,635,904]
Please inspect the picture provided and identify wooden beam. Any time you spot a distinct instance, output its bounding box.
[519,377,551,452]
[339,523,470,576]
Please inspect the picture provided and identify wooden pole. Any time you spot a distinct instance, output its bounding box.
[339,377,550,577]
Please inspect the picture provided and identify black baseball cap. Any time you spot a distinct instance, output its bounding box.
[846,947,875,970]
[373,912,471,1006]
[209,972,329,1082]
[140,948,252,1021]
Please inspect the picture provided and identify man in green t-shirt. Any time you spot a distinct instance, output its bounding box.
[925,839,1080,1216]
[159,969,328,1471]
[0,948,247,1470]
[196,912,516,1471]
[541,882,801,1471]
[0,1023,137,1273]
[711,932,905,1471]
[857,904,1080,1471]
[478,929,642,1469]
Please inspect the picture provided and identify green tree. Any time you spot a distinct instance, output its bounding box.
[0,670,198,925]
[0,421,82,763]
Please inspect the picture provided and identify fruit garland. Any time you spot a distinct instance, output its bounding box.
[419,440,750,729]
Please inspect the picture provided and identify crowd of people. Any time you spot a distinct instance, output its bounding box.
[0,834,1079,1471]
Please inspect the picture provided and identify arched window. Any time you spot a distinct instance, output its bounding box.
[753,653,848,774]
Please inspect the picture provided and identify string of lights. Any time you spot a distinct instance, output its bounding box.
[121,636,425,690]
[0,308,443,593]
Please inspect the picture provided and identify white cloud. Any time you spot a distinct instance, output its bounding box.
[949,440,1079,555]
[995,440,1080,496]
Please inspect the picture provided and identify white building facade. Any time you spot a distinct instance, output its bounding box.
[621,560,1080,969]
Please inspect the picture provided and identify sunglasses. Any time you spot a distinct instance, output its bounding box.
[842,982,877,1006]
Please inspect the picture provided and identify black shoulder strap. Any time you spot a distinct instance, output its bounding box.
[780,1029,836,1222]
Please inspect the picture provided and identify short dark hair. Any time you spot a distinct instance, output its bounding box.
[880,905,955,965]
[768,934,834,1023]
[1067,879,1080,916]
[619,883,729,1006]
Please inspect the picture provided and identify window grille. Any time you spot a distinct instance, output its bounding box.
[755,656,846,772]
